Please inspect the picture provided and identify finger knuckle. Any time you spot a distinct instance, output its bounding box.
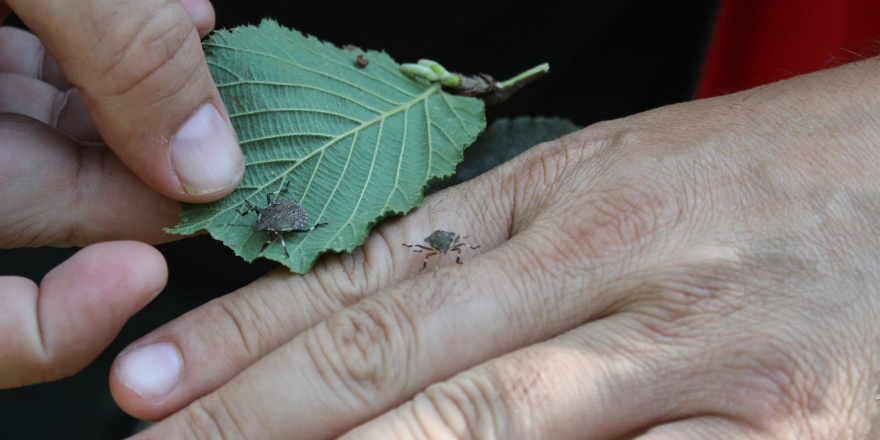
[310,227,396,305]
[91,1,200,98]
[414,377,506,440]
[211,294,277,362]
[177,398,244,440]
[404,352,558,439]
[560,183,680,269]
[522,136,684,266]
[307,297,414,405]
[731,337,827,423]
[522,139,574,190]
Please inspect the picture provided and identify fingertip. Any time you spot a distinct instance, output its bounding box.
[111,341,184,417]
[179,0,215,38]
[43,241,168,305]
[38,241,168,370]
[0,242,168,388]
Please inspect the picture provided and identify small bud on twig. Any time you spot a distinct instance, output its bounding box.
[400,60,549,105]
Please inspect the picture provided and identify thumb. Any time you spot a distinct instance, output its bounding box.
[8,0,244,202]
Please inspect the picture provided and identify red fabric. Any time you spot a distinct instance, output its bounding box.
[697,0,880,98]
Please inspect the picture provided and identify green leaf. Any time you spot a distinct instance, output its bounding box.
[166,20,486,273]
[426,116,581,194]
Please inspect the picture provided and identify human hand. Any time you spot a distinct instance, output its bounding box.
[0,0,243,387]
[115,58,880,439]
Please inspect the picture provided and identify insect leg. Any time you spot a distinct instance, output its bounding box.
[420,252,438,271]
[260,233,277,255]
[267,181,292,204]
[403,243,434,252]
[236,199,257,216]
[459,240,481,250]
[279,233,290,258]
[287,222,328,233]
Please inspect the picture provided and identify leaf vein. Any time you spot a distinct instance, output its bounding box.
[207,43,405,107]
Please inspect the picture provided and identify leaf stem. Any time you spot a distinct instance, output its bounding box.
[497,63,550,90]
[400,60,549,105]
[482,63,550,105]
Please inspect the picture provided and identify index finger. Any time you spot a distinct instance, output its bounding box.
[7,0,243,202]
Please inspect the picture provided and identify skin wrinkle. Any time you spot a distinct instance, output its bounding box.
[411,389,470,440]
[248,289,300,355]
[213,385,253,440]
[192,302,253,373]
[364,227,397,290]
[478,174,515,243]
[323,298,411,403]
[301,270,355,316]
[483,349,568,437]
[471,372,514,439]
[280,272,330,320]
[216,299,258,362]
[66,146,111,246]
[862,329,880,439]
[830,355,870,437]
[510,230,594,334]
[94,1,192,98]
[612,276,812,426]
[134,37,206,115]
[179,399,229,440]
[727,334,820,426]
[238,289,291,360]
[428,376,500,440]
[485,241,547,338]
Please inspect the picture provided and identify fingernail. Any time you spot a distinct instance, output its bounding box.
[170,103,244,196]
[116,342,182,401]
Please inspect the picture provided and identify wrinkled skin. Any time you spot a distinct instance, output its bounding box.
[112,58,880,439]
[4,1,880,438]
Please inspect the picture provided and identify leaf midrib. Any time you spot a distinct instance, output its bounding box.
[206,83,442,231]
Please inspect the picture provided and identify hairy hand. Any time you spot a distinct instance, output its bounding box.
[117,59,880,439]
[0,0,241,387]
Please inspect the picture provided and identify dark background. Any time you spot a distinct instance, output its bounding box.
[0,1,720,438]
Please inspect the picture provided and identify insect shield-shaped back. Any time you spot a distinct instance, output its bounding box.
[255,199,309,232]
[425,230,457,253]
[403,229,481,274]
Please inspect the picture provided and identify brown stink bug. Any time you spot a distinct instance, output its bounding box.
[226,182,327,258]
[402,230,480,273]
